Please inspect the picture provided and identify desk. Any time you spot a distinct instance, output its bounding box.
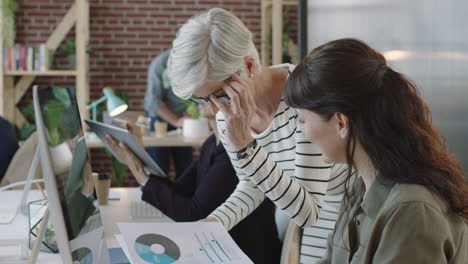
[0,188,172,263]
[86,134,207,148]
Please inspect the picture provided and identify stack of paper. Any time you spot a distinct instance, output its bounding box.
[116,222,253,264]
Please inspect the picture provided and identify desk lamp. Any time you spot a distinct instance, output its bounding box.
[88,87,128,121]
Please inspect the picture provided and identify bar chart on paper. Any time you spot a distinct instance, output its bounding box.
[118,222,253,264]
[193,232,236,263]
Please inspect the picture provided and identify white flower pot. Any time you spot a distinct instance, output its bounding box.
[49,142,73,175]
[183,118,210,138]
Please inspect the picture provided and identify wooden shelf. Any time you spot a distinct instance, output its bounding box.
[0,0,89,128]
[4,70,78,76]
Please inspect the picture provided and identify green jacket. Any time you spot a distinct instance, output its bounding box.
[318,177,467,264]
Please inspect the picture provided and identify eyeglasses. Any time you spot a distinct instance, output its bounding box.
[190,94,230,106]
[190,72,241,105]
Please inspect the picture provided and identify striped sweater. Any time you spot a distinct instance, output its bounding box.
[208,66,346,236]
[300,164,348,263]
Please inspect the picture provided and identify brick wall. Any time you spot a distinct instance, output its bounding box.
[16,0,262,107]
[14,0,262,186]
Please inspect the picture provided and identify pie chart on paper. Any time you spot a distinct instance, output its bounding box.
[71,247,93,264]
[134,233,181,264]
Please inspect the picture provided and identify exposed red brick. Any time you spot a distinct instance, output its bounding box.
[15,0,263,185]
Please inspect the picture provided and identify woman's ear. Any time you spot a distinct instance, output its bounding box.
[244,56,256,77]
[334,113,349,139]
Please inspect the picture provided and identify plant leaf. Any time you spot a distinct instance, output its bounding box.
[21,103,35,121]
[42,100,66,146]
[52,86,71,107]
[18,123,36,141]
[183,99,200,119]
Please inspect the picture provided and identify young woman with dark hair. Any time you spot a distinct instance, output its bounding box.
[284,38,467,263]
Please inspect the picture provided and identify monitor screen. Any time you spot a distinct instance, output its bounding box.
[37,86,101,240]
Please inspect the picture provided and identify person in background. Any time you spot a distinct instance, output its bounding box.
[144,49,192,178]
[0,116,19,181]
[284,38,468,263]
[106,104,281,264]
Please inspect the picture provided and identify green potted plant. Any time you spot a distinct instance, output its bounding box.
[16,86,75,144]
[39,86,80,175]
[182,100,210,138]
[58,39,94,69]
[1,0,18,46]
[184,100,200,120]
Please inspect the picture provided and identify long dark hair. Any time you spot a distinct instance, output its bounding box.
[285,38,467,220]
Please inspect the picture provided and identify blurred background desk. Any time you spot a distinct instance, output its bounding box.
[86,132,209,185]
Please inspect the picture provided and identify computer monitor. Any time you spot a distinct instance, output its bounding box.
[33,85,105,263]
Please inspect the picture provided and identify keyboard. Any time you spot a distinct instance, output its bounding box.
[130,201,163,219]
[0,207,17,224]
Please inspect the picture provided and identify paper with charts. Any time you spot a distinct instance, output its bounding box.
[118,222,253,264]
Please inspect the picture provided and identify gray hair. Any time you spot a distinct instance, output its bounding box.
[167,8,261,99]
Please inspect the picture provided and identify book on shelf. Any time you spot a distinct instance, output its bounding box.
[3,43,50,72]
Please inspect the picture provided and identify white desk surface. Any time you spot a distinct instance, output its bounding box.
[0,187,172,263]
[86,133,207,148]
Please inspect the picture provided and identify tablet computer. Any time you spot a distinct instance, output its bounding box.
[85,120,166,178]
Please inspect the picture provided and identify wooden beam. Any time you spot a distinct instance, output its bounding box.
[46,2,77,51]
[15,76,35,104]
[283,0,298,6]
[261,2,268,65]
[0,8,4,118]
[14,108,28,128]
[0,77,5,118]
[263,1,272,9]
[262,5,273,66]
[2,77,16,123]
[6,70,77,76]
[75,0,90,122]
[272,0,283,65]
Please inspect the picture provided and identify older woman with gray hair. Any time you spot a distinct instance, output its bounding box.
[168,8,346,263]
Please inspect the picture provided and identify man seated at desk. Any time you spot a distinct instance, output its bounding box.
[107,104,281,264]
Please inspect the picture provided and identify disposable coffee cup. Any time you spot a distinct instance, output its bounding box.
[92,172,111,205]
[154,121,168,137]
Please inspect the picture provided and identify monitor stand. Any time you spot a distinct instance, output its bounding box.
[0,146,46,263]
[0,146,42,224]
[24,147,50,264]
[20,147,42,216]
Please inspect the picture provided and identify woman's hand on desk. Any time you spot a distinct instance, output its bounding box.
[106,134,149,185]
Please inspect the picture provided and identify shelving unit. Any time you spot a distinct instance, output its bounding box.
[261,0,298,65]
[4,71,78,77]
[0,0,89,128]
